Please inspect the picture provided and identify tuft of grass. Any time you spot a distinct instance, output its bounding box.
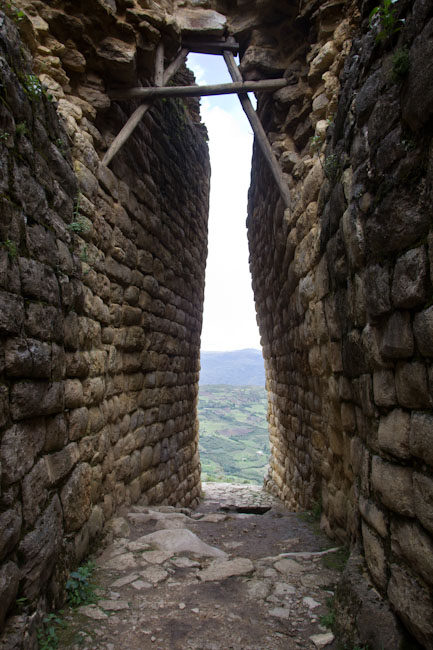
[322,546,350,572]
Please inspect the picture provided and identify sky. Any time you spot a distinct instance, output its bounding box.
[187,53,261,352]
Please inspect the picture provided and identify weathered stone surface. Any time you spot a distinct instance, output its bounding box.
[391,247,427,309]
[380,312,413,358]
[21,459,49,527]
[0,562,20,631]
[409,412,433,466]
[371,456,414,517]
[0,508,22,563]
[413,473,433,536]
[45,443,80,484]
[402,17,433,130]
[413,305,433,356]
[388,563,433,648]
[10,381,64,420]
[198,557,253,582]
[395,361,430,409]
[362,522,386,590]
[377,409,410,459]
[0,291,25,335]
[138,529,226,558]
[175,8,226,34]
[18,496,63,599]
[359,495,387,537]
[372,370,396,407]
[60,463,92,532]
[391,519,433,587]
[0,420,45,485]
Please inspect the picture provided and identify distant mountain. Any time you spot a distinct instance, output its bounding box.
[200,349,265,386]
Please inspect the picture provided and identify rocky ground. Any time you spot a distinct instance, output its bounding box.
[56,484,345,649]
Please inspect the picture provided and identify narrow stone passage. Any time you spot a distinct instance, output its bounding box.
[58,484,341,650]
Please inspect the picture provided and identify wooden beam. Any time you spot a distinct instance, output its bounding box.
[102,48,189,167]
[182,38,239,55]
[108,78,288,101]
[223,50,291,209]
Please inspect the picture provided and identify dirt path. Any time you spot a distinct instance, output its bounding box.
[57,483,343,649]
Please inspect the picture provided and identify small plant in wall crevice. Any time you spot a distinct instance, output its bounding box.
[369,0,405,43]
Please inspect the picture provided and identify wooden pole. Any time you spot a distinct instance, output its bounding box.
[102,48,189,167]
[108,78,288,101]
[223,50,291,209]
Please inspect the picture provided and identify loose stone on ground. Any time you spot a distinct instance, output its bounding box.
[58,483,339,649]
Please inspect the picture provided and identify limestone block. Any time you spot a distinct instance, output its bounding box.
[68,407,89,441]
[362,521,387,590]
[60,462,92,532]
[21,458,49,527]
[174,8,225,35]
[377,409,410,459]
[96,37,137,82]
[61,47,86,73]
[0,506,22,563]
[342,207,364,269]
[1,420,45,485]
[372,370,396,407]
[18,496,63,599]
[410,412,433,467]
[64,378,84,409]
[19,257,60,305]
[391,519,433,586]
[0,562,21,631]
[88,505,104,539]
[413,473,433,536]
[413,305,433,356]
[395,361,430,409]
[0,290,25,335]
[371,456,414,517]
[379,311,413,358]
[5,337,52,378]
[391,246,427,308]
[364,264,391,319]
[359,495,388,537]
[388,563,433,649]
[45,442,80,484]
[309,41,338,78]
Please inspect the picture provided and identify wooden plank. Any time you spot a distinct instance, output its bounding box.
[108,78,288,101]
[223,50,291,209]
[182,38,239,55]
[102,48,189,167]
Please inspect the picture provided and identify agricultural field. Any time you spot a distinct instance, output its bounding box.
[198,385,270,484]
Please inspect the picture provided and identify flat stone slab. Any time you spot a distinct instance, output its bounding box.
[138,528,227,558]
[78,605,108,620]
[268,606,291,620]
[110,573,139,588]
[174,8,226,35]
[139,566,168,584]
[102,552,138,571]
[310,632,335,648]
[170,557,200,569]
[274,558,305,575]
[97,599,130,611]
[140,550,172,564]
[198,557,254,582]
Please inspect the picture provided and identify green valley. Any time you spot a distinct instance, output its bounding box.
[198,385,270,484]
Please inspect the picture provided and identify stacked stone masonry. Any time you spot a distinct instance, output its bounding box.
[0,1,209,645]
[1,0,433,648]
[243,0,433,647]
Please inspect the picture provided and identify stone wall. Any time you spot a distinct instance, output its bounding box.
[0,3,209,644]
[243,0,433,647]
